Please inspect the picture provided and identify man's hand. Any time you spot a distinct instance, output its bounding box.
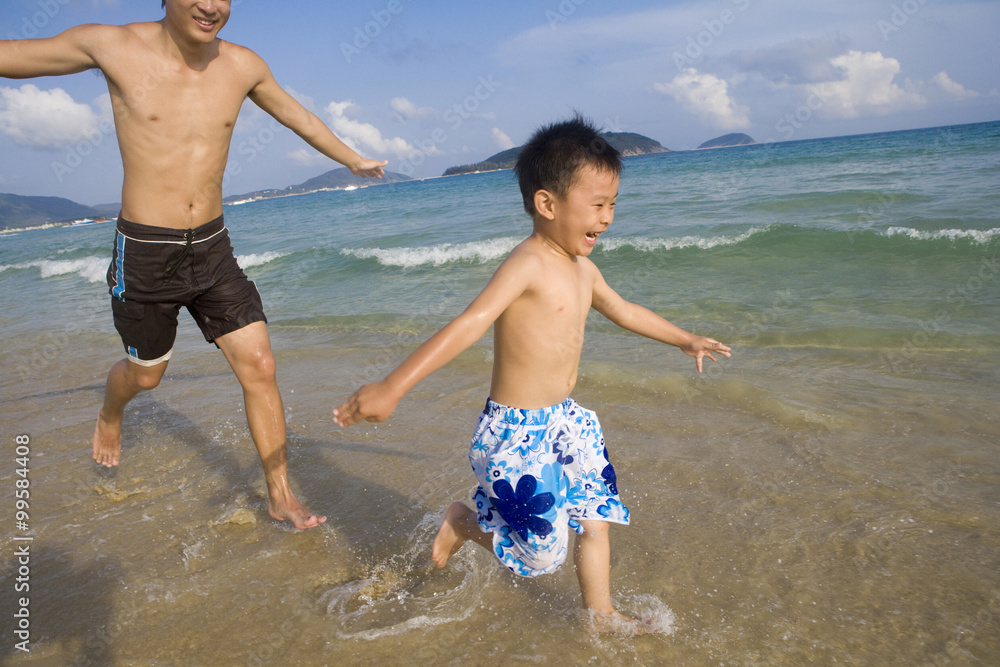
[350,158,388,179]
[681,336,732,373]
[333,380,400,427]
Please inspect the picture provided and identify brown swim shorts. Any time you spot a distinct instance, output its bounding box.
[106,214,266,366]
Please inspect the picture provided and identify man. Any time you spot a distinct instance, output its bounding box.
[0,0,387,528]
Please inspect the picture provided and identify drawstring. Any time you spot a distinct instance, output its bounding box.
[163,229,193,279]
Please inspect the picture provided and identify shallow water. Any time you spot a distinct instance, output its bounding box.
[2,122,999,664]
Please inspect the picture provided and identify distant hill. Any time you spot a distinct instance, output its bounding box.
[0,193,102,230]
[698,133,756,149]
[0,168,410,229]
[443,132,671,177]
[224,167,411,204]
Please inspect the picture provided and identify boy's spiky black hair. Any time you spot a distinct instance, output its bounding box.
[514,114,622,218]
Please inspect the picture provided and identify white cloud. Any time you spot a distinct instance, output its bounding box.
[491,127,515,150]
[324,100,417,159]
[390,97,434,122]
[0,84,101,148]
[654,69,750,130]
[286,148,327,166]
[817,51,925,118]
[931,72,979,100]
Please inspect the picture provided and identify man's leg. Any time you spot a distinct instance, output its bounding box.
[93,358,168,467]
[215,321,325,529]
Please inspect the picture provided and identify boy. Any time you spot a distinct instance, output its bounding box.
[1,1,387,529]
[333,116,730,623]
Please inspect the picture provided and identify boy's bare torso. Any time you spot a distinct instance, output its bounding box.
[86,23,257,229]
[488,235,596,410]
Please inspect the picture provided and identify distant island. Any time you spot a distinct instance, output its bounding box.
[697,133,756,149]
[2,131,761,229]
[443,132,670,177]
[224,167,411,204]
[0,167,411,230]
[0,193,119,230]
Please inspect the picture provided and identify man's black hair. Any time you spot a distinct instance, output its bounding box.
[514,114,622,218]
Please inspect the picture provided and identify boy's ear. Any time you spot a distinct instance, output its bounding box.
[533,189,557,221]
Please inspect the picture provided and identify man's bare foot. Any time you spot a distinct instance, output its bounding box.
[431,502,472,568]
[92,408,123,467]
[586,608,651,636]
[268,496,327,530]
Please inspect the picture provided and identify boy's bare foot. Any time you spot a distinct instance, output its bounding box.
[268,496,327,530]
[92,408,123,467]
[586,608,651,636]
[431,502,472,568]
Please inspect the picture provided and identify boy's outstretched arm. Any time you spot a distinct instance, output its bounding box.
[333,252,534,427]
[590,264,731,373]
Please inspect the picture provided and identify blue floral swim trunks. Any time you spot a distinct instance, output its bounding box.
[469,398,630,578]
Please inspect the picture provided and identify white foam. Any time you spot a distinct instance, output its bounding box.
[884,226,1000,243]
[2,252,285,281]
[0,222,67,235]
[236,251,288,269]
[343,237,519,268]
[601,225,769,252]
[1,257,109,283]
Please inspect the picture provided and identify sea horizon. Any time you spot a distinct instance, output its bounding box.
[3,118,997,236]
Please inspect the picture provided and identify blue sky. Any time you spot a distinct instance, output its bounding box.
[1,0,998,205]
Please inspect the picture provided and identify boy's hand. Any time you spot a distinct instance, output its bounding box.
[350,158,388,179]
[682,336,732,373]
[333,381,400,427]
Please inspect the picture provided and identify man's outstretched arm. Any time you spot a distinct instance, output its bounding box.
[0,25,107,79]
[246,55,387,178]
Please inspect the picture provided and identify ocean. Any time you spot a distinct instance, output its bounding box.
[1,121,998,665]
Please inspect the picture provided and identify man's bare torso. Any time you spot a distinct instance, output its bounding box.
[93,22,258,229]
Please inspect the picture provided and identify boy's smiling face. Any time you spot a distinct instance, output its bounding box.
[535,166,619,258]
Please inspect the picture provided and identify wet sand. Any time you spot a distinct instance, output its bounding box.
[2,321,998,665]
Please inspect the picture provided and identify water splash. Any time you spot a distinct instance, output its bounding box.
[319,512,494,640]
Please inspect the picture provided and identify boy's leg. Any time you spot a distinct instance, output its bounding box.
[574,520,647,632]
[573,519,615,614]
[214,321,326,530]
[432,501,494,567]
[93,358,168,467]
